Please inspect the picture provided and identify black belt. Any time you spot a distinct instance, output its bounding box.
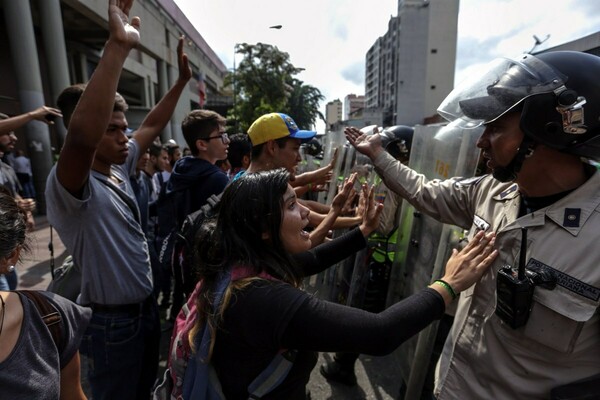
[90,297,151,315]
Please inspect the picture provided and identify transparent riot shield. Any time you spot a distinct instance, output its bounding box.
[385,123,483,399]
[307,128,381,303]
[304,129,349,296]
[345,158,401,310]
[318,129,347,205]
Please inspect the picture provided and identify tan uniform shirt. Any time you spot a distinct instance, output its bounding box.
[374,151,600,399]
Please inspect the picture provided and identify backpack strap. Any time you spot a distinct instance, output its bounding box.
[19,290,64,352]
[229,267,297,399]
[247,349,298,399]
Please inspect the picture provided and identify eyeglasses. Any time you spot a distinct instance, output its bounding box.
[202,132,229,144]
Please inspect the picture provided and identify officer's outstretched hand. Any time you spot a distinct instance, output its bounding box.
[433,231,497,305]
[345,126,384,160]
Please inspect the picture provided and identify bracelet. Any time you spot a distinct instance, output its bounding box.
[433,280,457,300]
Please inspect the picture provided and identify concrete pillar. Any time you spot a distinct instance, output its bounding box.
[157,59,172,142]
[4,0,54,212]
[78,53,90,83]
[145,75,155,109]
[38,0,70,147]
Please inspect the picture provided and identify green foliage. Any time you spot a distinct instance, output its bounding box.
[227,43,324,133]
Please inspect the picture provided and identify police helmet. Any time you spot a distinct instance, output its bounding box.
[380,125,413,160]
[438,51,600,160]
[302,138,322,157]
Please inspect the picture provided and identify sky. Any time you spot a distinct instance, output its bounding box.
[172,0,600,131]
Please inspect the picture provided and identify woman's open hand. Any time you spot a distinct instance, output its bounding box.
[440,230,498,294]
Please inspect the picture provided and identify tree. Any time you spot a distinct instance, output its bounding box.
[284,78,324,130]
[226,43,323,133]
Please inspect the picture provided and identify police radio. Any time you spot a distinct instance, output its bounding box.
[495,228,534,328]
[495,228,557,329]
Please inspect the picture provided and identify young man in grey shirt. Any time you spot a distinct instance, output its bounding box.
[45,1,192,398]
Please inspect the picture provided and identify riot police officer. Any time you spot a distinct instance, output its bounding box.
[345,51,600,399]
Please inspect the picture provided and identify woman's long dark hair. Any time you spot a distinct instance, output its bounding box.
[190,168,303,357]
[0,188,28,263]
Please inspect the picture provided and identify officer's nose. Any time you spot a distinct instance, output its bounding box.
[476,129,490,149]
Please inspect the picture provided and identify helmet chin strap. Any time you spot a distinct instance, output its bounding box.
[492,137,536,183]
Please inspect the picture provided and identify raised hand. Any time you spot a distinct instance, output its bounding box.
[331,173,357,213]
[108,0,140,50]
[344,126,384,160]
[441,231,498,293]
[327,147,339,171]
[30,106,62,125]
[177,36,193,83]
[358,184,383,237]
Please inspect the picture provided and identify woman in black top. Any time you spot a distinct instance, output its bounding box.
[191,169,497,399]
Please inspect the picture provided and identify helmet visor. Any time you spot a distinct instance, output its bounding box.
[438,54,566,128]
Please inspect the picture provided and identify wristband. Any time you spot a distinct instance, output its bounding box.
[433,279,457,300]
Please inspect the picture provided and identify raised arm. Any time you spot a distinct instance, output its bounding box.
[344,126,384,160]
[0,106,62,134]
[307,173,356,245]
[282,231,496,355]
[132,36,192,153]
[56,0,140,195]
[292,148,337,188]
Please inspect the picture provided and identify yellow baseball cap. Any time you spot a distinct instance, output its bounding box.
[248,113,316,146]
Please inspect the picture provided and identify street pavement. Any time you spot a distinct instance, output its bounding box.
[17,216,402,400]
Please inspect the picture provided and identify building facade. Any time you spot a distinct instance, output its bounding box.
[365,16,400,126]
[0,0,228,210]
[344,94,365,120]
[363,0,459,127]
[325,99,343,129]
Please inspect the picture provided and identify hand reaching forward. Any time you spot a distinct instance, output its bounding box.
[331,173,357,214]
[344,126,385,160]
[358,183,383,237]
[108,0,140,50]
[30,106,62,125]
[439,231,498,296]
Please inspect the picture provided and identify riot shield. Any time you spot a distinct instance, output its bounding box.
[345,163,402,310]
[318,129,347,205]
[305,129,353,297]
[307,128,381,303]
[386,123,483,399]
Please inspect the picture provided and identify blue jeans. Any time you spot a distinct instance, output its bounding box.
[80,297,160,400]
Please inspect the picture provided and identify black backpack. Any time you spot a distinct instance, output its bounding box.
[161,193,222,297]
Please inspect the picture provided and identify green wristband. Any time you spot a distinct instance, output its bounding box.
[434,280,457,300]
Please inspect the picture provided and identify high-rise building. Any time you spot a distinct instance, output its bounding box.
[364,0,459,126]
[365,16,400,126]
[325,99,343,129]
[344,94,366,120]
[395,0,459,125]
